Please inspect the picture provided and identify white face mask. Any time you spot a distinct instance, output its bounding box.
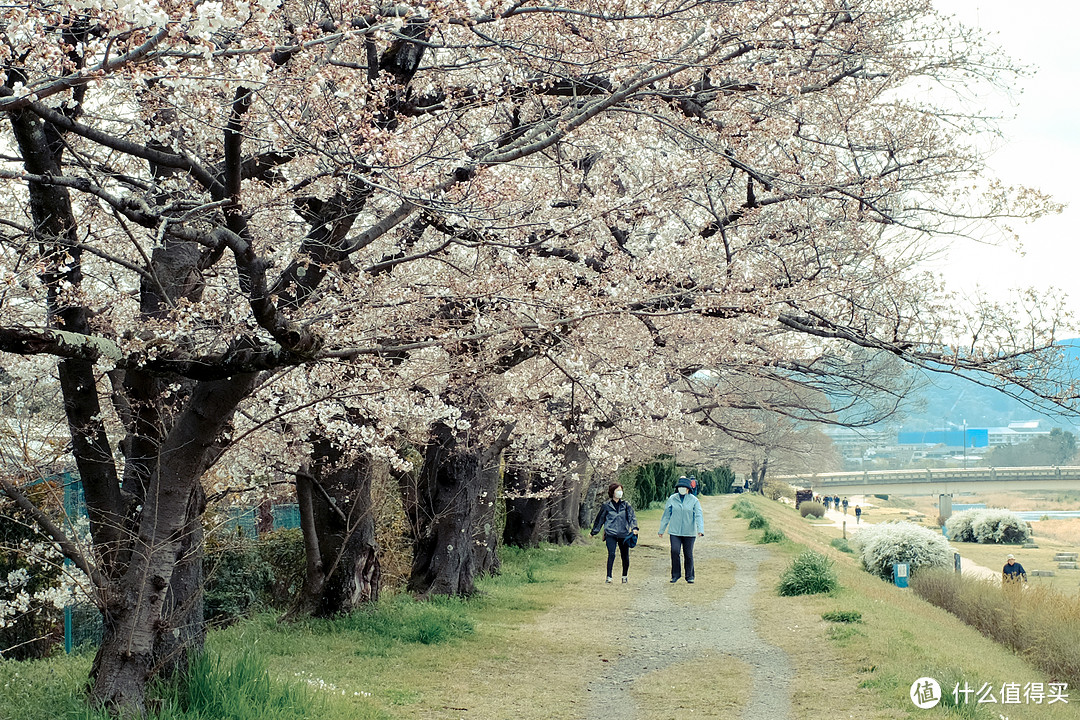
[678,487,689,496]
[614,489,624,499]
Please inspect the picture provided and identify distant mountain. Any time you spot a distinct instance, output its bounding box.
[892,339,1080,433]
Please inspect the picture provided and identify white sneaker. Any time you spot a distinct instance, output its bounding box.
[606,576,612,583]
[621,576,628,583]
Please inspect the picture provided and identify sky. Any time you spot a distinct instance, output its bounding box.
[928,1,1080,322]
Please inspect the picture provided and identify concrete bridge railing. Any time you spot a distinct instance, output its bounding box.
[771,466,1080,496]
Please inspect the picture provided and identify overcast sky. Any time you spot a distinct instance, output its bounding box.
[928,1,1080,323]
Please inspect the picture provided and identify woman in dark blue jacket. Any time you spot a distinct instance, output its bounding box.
[591,483,639,583]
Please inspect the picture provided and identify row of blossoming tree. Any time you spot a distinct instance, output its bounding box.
[1,0,1078,713]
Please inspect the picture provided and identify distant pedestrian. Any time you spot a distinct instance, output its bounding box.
[842,497,849,515]
[833,495,840,510]
[823,496,831,510]
[1002,553,1027,583]
[854,505,862,523]
[658,476,705,584]
[590,483,639,583]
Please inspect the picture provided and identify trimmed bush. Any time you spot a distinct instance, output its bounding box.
[747,514,768,529]
[800,501,826,518]
[778,551,837,596]
[852,521,953,581]
[945,508,1031,544]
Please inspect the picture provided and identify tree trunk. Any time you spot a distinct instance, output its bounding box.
[290,443,382,618]
[503,446,585,548]
[547,443,586,545]
[503,465,547,548]
[90,375,256,712]
[150,485,207,679]
[403,421,506,596]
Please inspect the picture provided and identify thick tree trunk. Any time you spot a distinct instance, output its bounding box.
[150,486,207,678]
[291,444,382,618]
[503,466,547,548]
[403,421,505,596]
[90,375,255,712]
[504,444,587,548]
[548,444,587,545]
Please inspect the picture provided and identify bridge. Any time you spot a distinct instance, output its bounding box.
[772,466,1080,496]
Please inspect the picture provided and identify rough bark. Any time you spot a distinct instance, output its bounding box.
[403,420,506,596]
[89,374,256,711]
[290,443,382,618]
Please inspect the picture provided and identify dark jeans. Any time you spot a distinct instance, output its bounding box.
[606,535,631,577]
[670,534,696,581]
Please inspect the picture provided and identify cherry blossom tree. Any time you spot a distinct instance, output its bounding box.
[1,0,1078,714]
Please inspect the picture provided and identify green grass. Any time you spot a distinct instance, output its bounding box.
[0,542,595,720]
[777,550,837,596]
[822,610,862,623]
[758,527,785,544]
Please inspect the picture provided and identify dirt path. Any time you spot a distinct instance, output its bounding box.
[585,498,793,720]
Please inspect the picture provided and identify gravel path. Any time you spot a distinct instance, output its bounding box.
[585,503,794,720]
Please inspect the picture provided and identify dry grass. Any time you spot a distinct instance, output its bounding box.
[912,569,1080,688]
[631,657,749,719]
[1032,517,1080,544]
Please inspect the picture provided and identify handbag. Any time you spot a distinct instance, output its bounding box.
[626,533,638,548]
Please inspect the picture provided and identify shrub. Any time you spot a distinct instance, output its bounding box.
[822,610,862,623]
[747,514,768,529]
[945,508,1031,544]
[800,501,825,518]
[829,538,854,554]
[778,551,838,596]
[759,528,785,544]
[732,498,756,517]
[763,480,794,501]
[852,521,952,582]
[204,529,305,625]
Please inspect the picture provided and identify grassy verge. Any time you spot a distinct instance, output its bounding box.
[5,493,1078,719]
[1,539,633,720]
[735,493,1076,719]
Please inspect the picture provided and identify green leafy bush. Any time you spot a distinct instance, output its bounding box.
[747,514,768,529]
[204,529,305,625]
[732,499,756,518]
[853,521,952,581]
[759,528,785,544]
[778,551,837,596]
[800,502,825,518]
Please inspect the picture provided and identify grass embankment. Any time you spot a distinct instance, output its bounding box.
[738,494,1076,719]
[1,543,629,720]
[4,494,1079,719]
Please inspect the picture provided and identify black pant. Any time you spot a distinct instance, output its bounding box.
[606,535,631,577]
[670,535,696,581]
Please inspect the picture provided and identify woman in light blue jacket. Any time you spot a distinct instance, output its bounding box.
[658,476,704,583]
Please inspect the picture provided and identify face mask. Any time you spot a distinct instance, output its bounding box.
[614,489,624,499]
[678,487,689,496]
